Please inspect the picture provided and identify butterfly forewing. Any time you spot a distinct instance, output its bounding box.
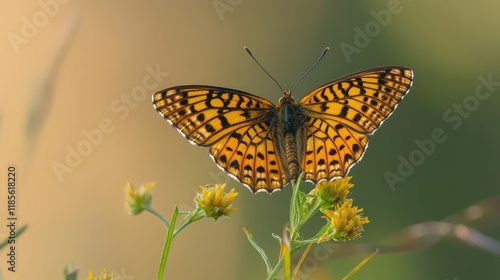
[153,86,275,146]
[299,67,413,134]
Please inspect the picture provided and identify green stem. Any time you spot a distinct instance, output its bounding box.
[145,206,170,228]
[283,242,291,280]
[173,220,192,238]
[265,244,306,280]
[173,207,202,238]
[295,203,322,231]
[266,257,284,280]
[290,200,325,241]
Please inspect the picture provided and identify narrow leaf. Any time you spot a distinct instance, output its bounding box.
[293,243,313,280]
[343,249,378,280]
[158,206,179,280]
[244,227,272,274]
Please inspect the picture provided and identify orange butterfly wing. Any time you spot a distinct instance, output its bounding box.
[298,67,414,183]
[153,86,288,192]
[153,67,414,193]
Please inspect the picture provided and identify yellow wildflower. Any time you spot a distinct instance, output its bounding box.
[322,200,369,241]
[315,177,354,206]
[125,181,155,215]
[196,184,238,221]
[86,269,119,280]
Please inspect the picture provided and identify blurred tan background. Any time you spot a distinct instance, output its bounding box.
[1,0,500,279]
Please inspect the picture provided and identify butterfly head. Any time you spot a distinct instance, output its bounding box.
[278,89,295,103]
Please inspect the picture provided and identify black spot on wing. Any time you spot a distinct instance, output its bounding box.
[230,159,240,170]
[205,124,215,133]
[218,115,230,128]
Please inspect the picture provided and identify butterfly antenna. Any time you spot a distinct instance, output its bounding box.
[291,47,330,93]
[244,47,284,93]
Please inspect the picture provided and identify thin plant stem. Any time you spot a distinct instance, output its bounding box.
[173,207,202,238]
[145,205,170,228]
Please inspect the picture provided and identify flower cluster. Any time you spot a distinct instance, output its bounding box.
[196,183,238,221]
[86,269,119,280]
[122,181,238,279]
[122,175,368,280]
[314,177,369,241]
[322,200,369,241]
[125,181,155,215]
[291,176,369,244]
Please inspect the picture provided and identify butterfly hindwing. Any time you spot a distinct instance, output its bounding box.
[209,121,288,193]
[302,118,368,183]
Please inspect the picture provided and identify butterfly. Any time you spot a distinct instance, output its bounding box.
[153,58,413,193]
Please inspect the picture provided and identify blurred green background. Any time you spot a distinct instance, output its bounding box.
[1,0,499,279]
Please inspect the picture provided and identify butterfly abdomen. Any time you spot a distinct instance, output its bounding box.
[284,132,300,181]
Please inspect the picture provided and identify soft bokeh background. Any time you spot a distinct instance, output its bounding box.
[1,0,499,279]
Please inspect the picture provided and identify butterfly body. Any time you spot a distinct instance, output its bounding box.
[153,67,413,193]
[277,91,300,132]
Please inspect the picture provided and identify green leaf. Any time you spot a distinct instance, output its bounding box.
[289,173,305,238]
[158,206,179,280]
[244,227,272,275]
[0,224,27,251]
[343,249,378,280]
[63,264,78,280]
